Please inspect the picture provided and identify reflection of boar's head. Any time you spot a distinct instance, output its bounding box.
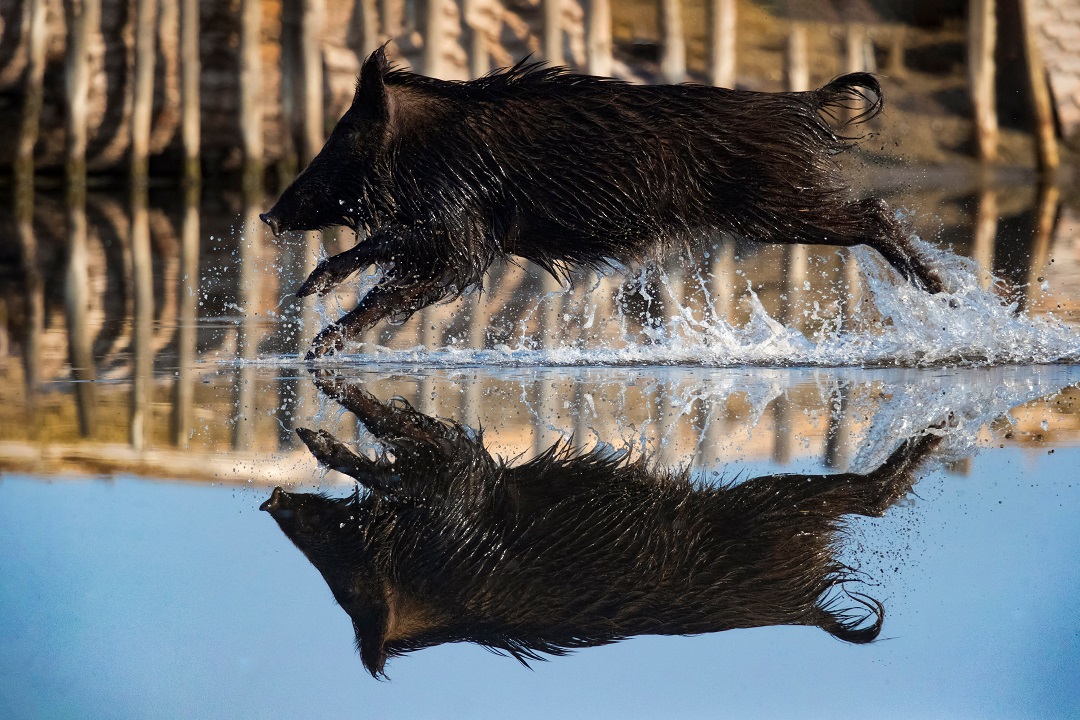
[261,486,394,674]
[263,378,940,678]
[260,49,396,237]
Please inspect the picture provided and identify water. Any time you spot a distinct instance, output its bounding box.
[2,176,1080,718]
[315,242,1080,367]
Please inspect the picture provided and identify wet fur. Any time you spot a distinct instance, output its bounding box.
[262,48,946,357]
[263,374,940,677]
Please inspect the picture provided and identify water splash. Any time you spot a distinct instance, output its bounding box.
[208,221,1080,369]
[306,238,1080,368]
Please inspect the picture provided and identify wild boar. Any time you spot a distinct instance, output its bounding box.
[261,47,947,358]
[261,374,941,677]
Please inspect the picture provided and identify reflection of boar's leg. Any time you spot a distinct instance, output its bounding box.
[296,427,400,496]
[851,428,943,515]
[725,428,941,643]
[309,372,453,445]
[764,427,942,521]
[306,373,497,499]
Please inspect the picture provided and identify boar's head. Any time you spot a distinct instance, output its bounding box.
[261,486,394,676]
[261,48,396,237]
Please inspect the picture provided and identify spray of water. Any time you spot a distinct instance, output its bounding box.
[213,223,1080,369]
[324,240,1080,368]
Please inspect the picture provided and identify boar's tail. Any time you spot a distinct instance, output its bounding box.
[815,589,884,644]
[813,72,884,129]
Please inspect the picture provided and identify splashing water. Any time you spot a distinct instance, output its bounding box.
[222,228,1080,369]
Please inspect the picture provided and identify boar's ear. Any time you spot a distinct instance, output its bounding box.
[354,45,391,124]
[351,603,391,678]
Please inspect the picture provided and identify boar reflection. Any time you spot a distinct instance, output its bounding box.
[264,378,938,677]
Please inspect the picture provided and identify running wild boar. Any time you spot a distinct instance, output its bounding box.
[261,47,947,357]
[261,375,941,677]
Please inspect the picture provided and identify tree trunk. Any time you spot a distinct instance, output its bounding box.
[586,0,611,77]
[785,23,808,92]
[1016,0,1059,172]
[66,0,102,187]
[240,0,264,188]
[425,0,450,77]
[968,0,998,162]
[659,0,686,83]
[301,0,326,162]
[131,0,158,184]
[150,0,182,155]
[15,0,48,187]
[180,0,201,182]
[707,0,735,87]
[544,0,564,65]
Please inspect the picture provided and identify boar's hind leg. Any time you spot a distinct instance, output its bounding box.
[296,238,386,298]
[296,427,399,496]
[307,279,449,358]
[823,426,942,518]
[847,198,947,295]
[790,197,947,294]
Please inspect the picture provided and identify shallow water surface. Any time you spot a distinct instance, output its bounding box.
[2,180,1080,718]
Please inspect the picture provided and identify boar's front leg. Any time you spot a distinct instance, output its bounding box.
[307,373,493,481]
[296,232,393,298]
[307,276,451,359]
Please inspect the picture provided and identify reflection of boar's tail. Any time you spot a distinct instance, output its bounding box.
[813,72,884,128]
[816,589,885,644]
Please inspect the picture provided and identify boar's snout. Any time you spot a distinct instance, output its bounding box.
[260,486,295,518]
[260,212,283,237]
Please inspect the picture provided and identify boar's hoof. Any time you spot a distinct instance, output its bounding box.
[296,276,320,298]
[307,326,344,359]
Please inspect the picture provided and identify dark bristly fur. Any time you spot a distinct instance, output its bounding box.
[261,373,941,678]
[262,47,948,358]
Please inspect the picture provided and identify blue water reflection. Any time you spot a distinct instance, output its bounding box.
[2,442,1077,719]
